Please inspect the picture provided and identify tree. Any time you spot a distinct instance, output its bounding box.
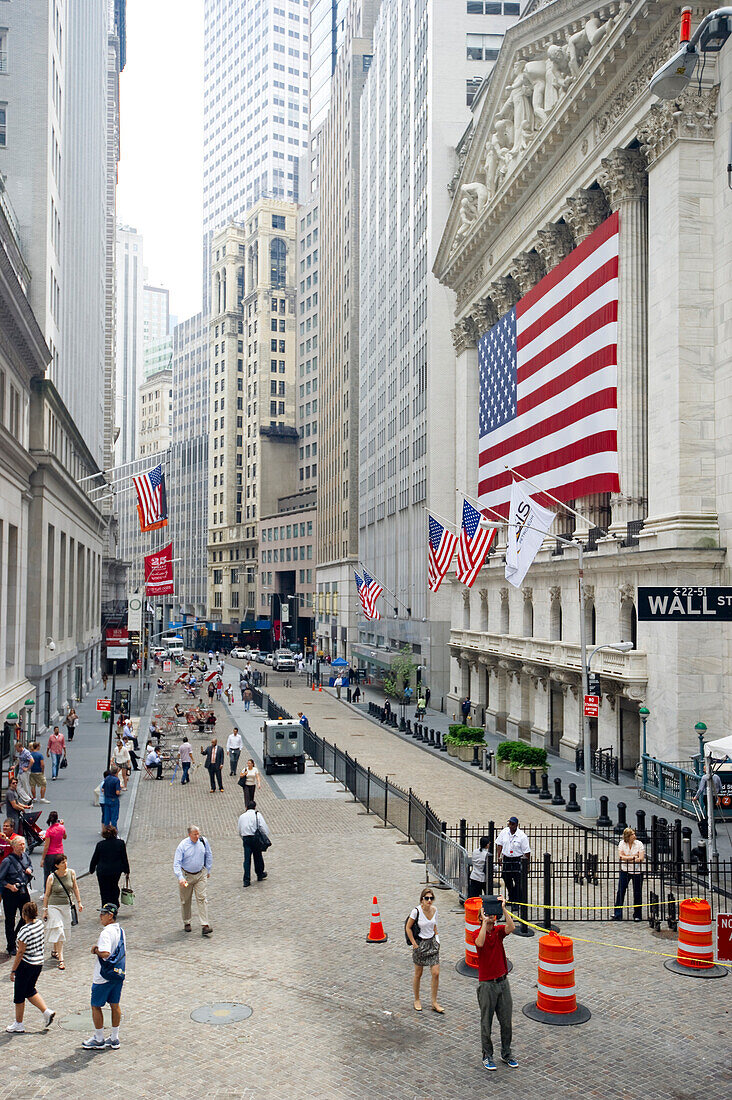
[383,646,417,700]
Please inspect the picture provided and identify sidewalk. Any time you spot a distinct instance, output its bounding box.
[24,674,152,883]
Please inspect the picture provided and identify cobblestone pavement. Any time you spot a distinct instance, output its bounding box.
[1,670,727,1099]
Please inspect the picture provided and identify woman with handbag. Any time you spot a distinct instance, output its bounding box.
[64,707,79,743]
[89,825,131,907]
[42,853,82,970]
[41,812,66,882]
[238,758,262,809]
[111,739,132,791]
[405,887,443,1014]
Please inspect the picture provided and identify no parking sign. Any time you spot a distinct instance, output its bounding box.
[717,914,732,962]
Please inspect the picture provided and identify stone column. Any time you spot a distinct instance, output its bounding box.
[528,671,551,749]
[598,147,648,532]
[562,189,612,537]
[637,89,719,547]
[452,315,480,527]
[535,222,574,270]
[504,665,523,740]
[511,251,546,295]
[597,692,619,757]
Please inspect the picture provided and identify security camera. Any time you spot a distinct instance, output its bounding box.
[46,637,56,652]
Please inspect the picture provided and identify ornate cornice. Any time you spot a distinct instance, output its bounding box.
[637,85,719,169]
[597,147,647,210]
[455,263,485,315]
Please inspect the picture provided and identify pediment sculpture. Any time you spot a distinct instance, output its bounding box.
[452,11,616,251]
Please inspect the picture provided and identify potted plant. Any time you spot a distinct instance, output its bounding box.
[509,744,548,788]
[496,740,520,780]
[445,724,487,760]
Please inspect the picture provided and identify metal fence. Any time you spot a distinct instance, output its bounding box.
[426,830,470,896]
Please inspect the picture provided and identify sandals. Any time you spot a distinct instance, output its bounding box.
[431,1004,445,1014]
[57,961,65,970]
[50,951,58,960]
[413,1000,422,1012]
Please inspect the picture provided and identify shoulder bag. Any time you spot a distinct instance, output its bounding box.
[253,811,272,852]
[54,870,79,926]
[120,875,135,906]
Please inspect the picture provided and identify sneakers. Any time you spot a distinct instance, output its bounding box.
[6,1022,25,1033]
[183,922,192,932]
[257,872,268,881]
[39,797,51,804]
[482,1058,496,1071]
[201,925,213,936]
[105,1036,120,1050]
[81,1036,107,1050]
[42,1010,56,1030]
[501,1055,519,1068]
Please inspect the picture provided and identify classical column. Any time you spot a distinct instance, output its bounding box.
[489,276,520,319]
[637,88,719,547]
[535,222,574,270]
[452,315,480,526]
[511,251,546,295]
[503,665,522,740]
[598,148,648,533]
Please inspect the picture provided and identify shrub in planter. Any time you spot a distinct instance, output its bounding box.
[496,739,521,779]
[508,743,549,785]
[446,724,486,760]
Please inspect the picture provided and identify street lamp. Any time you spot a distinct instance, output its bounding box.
[24,699,35,743]
[639,706,650,758]
[581,641,634,817]
[2,712,19,798]
[649,7,731,99]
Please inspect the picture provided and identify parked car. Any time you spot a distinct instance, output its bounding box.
[265,653,275,666]
[230,647,248,659]
[273,653,296,671]
[248,649,261,663]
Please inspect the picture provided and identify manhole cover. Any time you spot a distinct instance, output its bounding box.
[190,1002,253,1025]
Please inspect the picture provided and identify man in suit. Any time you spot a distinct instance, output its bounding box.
[201,738,224,793]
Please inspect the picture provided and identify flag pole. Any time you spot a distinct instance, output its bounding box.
[358,562,412,616]
[503,466,600,531]
[422,505,460,534]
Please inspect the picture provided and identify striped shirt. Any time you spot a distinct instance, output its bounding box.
[17,919,45,966]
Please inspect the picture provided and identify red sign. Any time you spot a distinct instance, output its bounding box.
[96,699,112,712]
[145,543,174,596]
[163,660,172,672]
[105,628,129,642]
[584,695,600,717]
[717,913,732,962]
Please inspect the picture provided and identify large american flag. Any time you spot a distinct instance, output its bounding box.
[354,571,369,617]
[478,213,620,516]
[133,463,168,531]
[428,515,458,592]
[362,571,383,620]
[456,499,496,587]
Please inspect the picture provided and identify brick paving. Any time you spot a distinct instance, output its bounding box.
[1,669,728,1098]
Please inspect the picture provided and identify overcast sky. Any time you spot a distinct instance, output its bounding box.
[117,0,204,323]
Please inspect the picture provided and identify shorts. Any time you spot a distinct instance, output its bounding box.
[29,772,44,790]
[91,979,124,1007]
[14,961,43,1004]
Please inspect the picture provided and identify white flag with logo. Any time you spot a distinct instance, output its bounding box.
[505,481,555,588]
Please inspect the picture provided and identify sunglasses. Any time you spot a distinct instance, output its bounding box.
[423,895,434,901]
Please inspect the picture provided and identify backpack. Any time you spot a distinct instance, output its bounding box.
[99,928,126,982]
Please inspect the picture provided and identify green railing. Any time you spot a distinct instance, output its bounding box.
[641,755,700,815]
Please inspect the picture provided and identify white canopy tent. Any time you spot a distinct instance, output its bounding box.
[703,735,732,762]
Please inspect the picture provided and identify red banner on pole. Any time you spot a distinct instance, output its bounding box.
[144,543,174,596]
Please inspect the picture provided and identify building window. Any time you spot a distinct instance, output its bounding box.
[272,214,286,229]
[270,238,287,287]
[466,33,501,61]
[466,78,483,107]
[0,103,7,147]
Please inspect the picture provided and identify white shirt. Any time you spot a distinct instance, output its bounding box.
[470,847,488,882]
[227,733,243,752]
[93,923,121,983]
[618,839,645,865]
[410,905,440,943]
[237,809,269,838]
[496,827,531,858]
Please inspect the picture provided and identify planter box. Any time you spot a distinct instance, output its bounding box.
[447,742,458,757]
[457,743,482,762]
[496,760,512,781]
[511,766,534,789]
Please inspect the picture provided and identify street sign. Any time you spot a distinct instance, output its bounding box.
[637,587,732,621]
[587,672,601,697]
[163,659,172,672]
[717,913,732,962]
[96,698,112,712]
[584,695,600,718]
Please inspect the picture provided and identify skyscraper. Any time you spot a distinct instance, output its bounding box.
[202,0,311,311]
[115,224,144,464]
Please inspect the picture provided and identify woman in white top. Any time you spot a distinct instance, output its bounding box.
[239,759,262,809]
[111,740,131,790]
[613,826,645,922]
[405,887,443,1014]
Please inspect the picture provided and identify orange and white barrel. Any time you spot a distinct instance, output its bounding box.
[536,932,577,1014]
[463,897,482,971]
[677,899,714,970]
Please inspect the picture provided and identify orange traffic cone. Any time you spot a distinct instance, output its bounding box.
[311,681,315,691]
[366,896,388,944]
[318,684,322,692]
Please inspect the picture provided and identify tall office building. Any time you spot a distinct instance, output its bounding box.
[309,0,347,133]
[356,0,519,697]
[115,224,144,464]
[202,0,311,312]
[314,0,378,660]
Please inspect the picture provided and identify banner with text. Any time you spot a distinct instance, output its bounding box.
[144,543,174,597]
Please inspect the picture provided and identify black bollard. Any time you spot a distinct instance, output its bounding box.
[527,769,539,795]
[596,795,612,828]
[399,716,406,732]
[438,730,447,752]
[681,826,693,865]
[613,801,628,836]
[471,744,481,767]
[406,719,412,735]
[551,777,565,805]
[635,808,648,842]
[565,782,580,812]
[538,772,551,800]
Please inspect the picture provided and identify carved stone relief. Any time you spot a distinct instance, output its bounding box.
[473,297,499,336]
[511,251,546,294]
[535,221,574,270]
[490,276,520,319]
[598,147,647,211]
[563,188,610,244]
[638,86,719,169]
[451,316,479,354]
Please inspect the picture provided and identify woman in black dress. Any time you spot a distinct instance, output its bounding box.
[88,825,130,907]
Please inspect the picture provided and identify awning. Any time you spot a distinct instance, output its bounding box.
[705,735,732,762]
[351,645,398,671]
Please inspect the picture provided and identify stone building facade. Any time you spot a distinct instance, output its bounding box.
[434,0,732,765]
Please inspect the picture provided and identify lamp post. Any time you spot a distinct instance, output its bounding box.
[24,699,36,742]
[581,640,634,817]
[288,594,299,650]
[639,706,650,758]
[1,712,19,798]
[106,659,118,774]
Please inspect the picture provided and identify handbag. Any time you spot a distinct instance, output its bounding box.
[60,756,68,769]
[120,877,135,906]
[253,811,271,852]
[54,870,79,926]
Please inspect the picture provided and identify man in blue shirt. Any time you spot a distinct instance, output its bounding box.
[173,826,213,935]
[101,768,121,829]
[29,743,49,804]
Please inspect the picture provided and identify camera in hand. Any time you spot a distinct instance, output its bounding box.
[482,894,503,917]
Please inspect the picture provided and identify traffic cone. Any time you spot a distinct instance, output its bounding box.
[311,682,315,691]
[522,931,591,1025]
[664,899,728,978]
[318,684,322,692]
[366,896,388,944]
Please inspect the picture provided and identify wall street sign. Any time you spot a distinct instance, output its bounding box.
[637,587,732,622]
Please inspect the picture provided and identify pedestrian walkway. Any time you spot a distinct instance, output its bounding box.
[1,673,727,1100]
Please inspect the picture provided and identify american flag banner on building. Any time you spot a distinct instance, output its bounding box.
[456,499,496,587]
[354,571,369,617]
[133,463,168,532]
[478,212,620,516]
[428,515,458,592]
[362,571,383,620]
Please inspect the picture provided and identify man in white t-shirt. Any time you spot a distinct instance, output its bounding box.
[227,727,243,776]
[82,903,125,1051]
[495,817,531,907]
[469,835,490,898]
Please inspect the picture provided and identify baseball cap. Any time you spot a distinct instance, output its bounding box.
[97,902,119,916]
[508,816,519,824]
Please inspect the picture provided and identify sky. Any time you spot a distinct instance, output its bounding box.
[117,0,204,323]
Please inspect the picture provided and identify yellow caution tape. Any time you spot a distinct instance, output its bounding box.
[514,896,705,912]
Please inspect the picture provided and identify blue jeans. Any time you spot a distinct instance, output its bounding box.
[244,700,250,711]
[102,799,120,828]
[50,753,62,778]
[241,837,265,885]
[181,762,191,784]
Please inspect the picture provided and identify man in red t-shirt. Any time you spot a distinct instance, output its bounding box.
[474,894,517,1071]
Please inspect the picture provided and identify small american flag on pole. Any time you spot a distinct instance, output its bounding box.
[428,515,458,592]
[456,499,496,587]
[362,571,383,620]
[354,571,369,617]
[478,213,620,515]
[133,463,168,532]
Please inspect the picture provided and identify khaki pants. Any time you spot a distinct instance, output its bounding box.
[179,869,209,926]
[477,977,513,1061]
